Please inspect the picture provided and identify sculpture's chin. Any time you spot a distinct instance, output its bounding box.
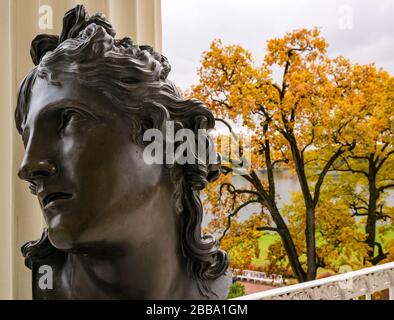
[47,227,80,252]
[44,208,90,252]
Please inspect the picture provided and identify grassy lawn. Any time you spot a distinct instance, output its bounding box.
[252,227,394,267]
[252,233,280,266]
[377,227,394,244]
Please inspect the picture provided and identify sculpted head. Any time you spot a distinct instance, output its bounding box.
[16,5,228,298]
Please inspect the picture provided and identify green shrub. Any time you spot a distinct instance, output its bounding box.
[227,282,246,299]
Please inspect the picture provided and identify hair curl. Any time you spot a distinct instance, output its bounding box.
[16,5,228,297]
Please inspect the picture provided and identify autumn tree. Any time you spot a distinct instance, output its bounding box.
[193,37,308,281]
[267,182,369,274]
[330,74,394,264]
[192,28,387,282]
[202,171,267,270]
[385,205,394,262]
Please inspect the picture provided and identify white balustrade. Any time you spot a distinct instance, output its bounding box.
[233,261,394,300]
[232,269,285,285]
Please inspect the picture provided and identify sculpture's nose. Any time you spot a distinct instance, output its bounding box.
[18,159,57,181]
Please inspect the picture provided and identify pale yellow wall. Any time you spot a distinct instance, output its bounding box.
[0,0,15,302]
[0,0,162,300]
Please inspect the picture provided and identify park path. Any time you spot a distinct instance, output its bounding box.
[239,281,277,295]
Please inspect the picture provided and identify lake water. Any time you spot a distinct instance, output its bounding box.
[202,169,394,227]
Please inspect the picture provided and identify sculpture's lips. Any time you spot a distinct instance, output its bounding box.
[42,192,73,208]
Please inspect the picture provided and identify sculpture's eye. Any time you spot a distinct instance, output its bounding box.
[58,109,84,133]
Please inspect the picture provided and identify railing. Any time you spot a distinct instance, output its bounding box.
[233,261,394,300]
[233,269,286,286]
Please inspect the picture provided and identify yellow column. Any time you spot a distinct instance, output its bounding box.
[0,0,15,301]
[136,0,162,52]
[108,0,162,52]
[69,0,108,17]
[13,0,43,300]
[107,0,138,40]
[0,0,162,300]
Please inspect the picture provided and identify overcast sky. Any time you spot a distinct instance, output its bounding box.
[162,0,394,90]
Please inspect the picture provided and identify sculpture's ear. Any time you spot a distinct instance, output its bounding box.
[30,34,59,66]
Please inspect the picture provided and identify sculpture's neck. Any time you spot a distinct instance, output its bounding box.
[56,184,200,299]
[61,243,193,299]
[31,234,230,299]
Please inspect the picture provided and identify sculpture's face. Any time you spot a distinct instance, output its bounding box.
[18,76,165,251]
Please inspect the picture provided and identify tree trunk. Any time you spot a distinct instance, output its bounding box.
[288,135,317,281]
[305,207,317,280]
[270,205,307,282]
[365,155,388,265]
[248,168,308,283]
[366,175,377,261]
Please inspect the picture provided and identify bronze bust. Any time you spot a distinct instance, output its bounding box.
[15,5,230,300]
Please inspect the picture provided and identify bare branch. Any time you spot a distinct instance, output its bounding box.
[221,165,233,175]
[376,149,394,172]
[371,242,388,265]
[258,105,273,122]
[378,183,394,193]
[331,155,369,178]
[271,83,282,96]
[211,97,231,109]
[249,170,271,203]
[380,142,390,154]
[219,183,262,199]
[219,199,261,242]
[301,127,315,156]
[313,145,348,206]
[256,226,278,232]
[272,158,290,168]
[349,155,370,161]
[351,213,368,217]
[376,214,391,221]
[304,158,319,166]
[215,118,239,141]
